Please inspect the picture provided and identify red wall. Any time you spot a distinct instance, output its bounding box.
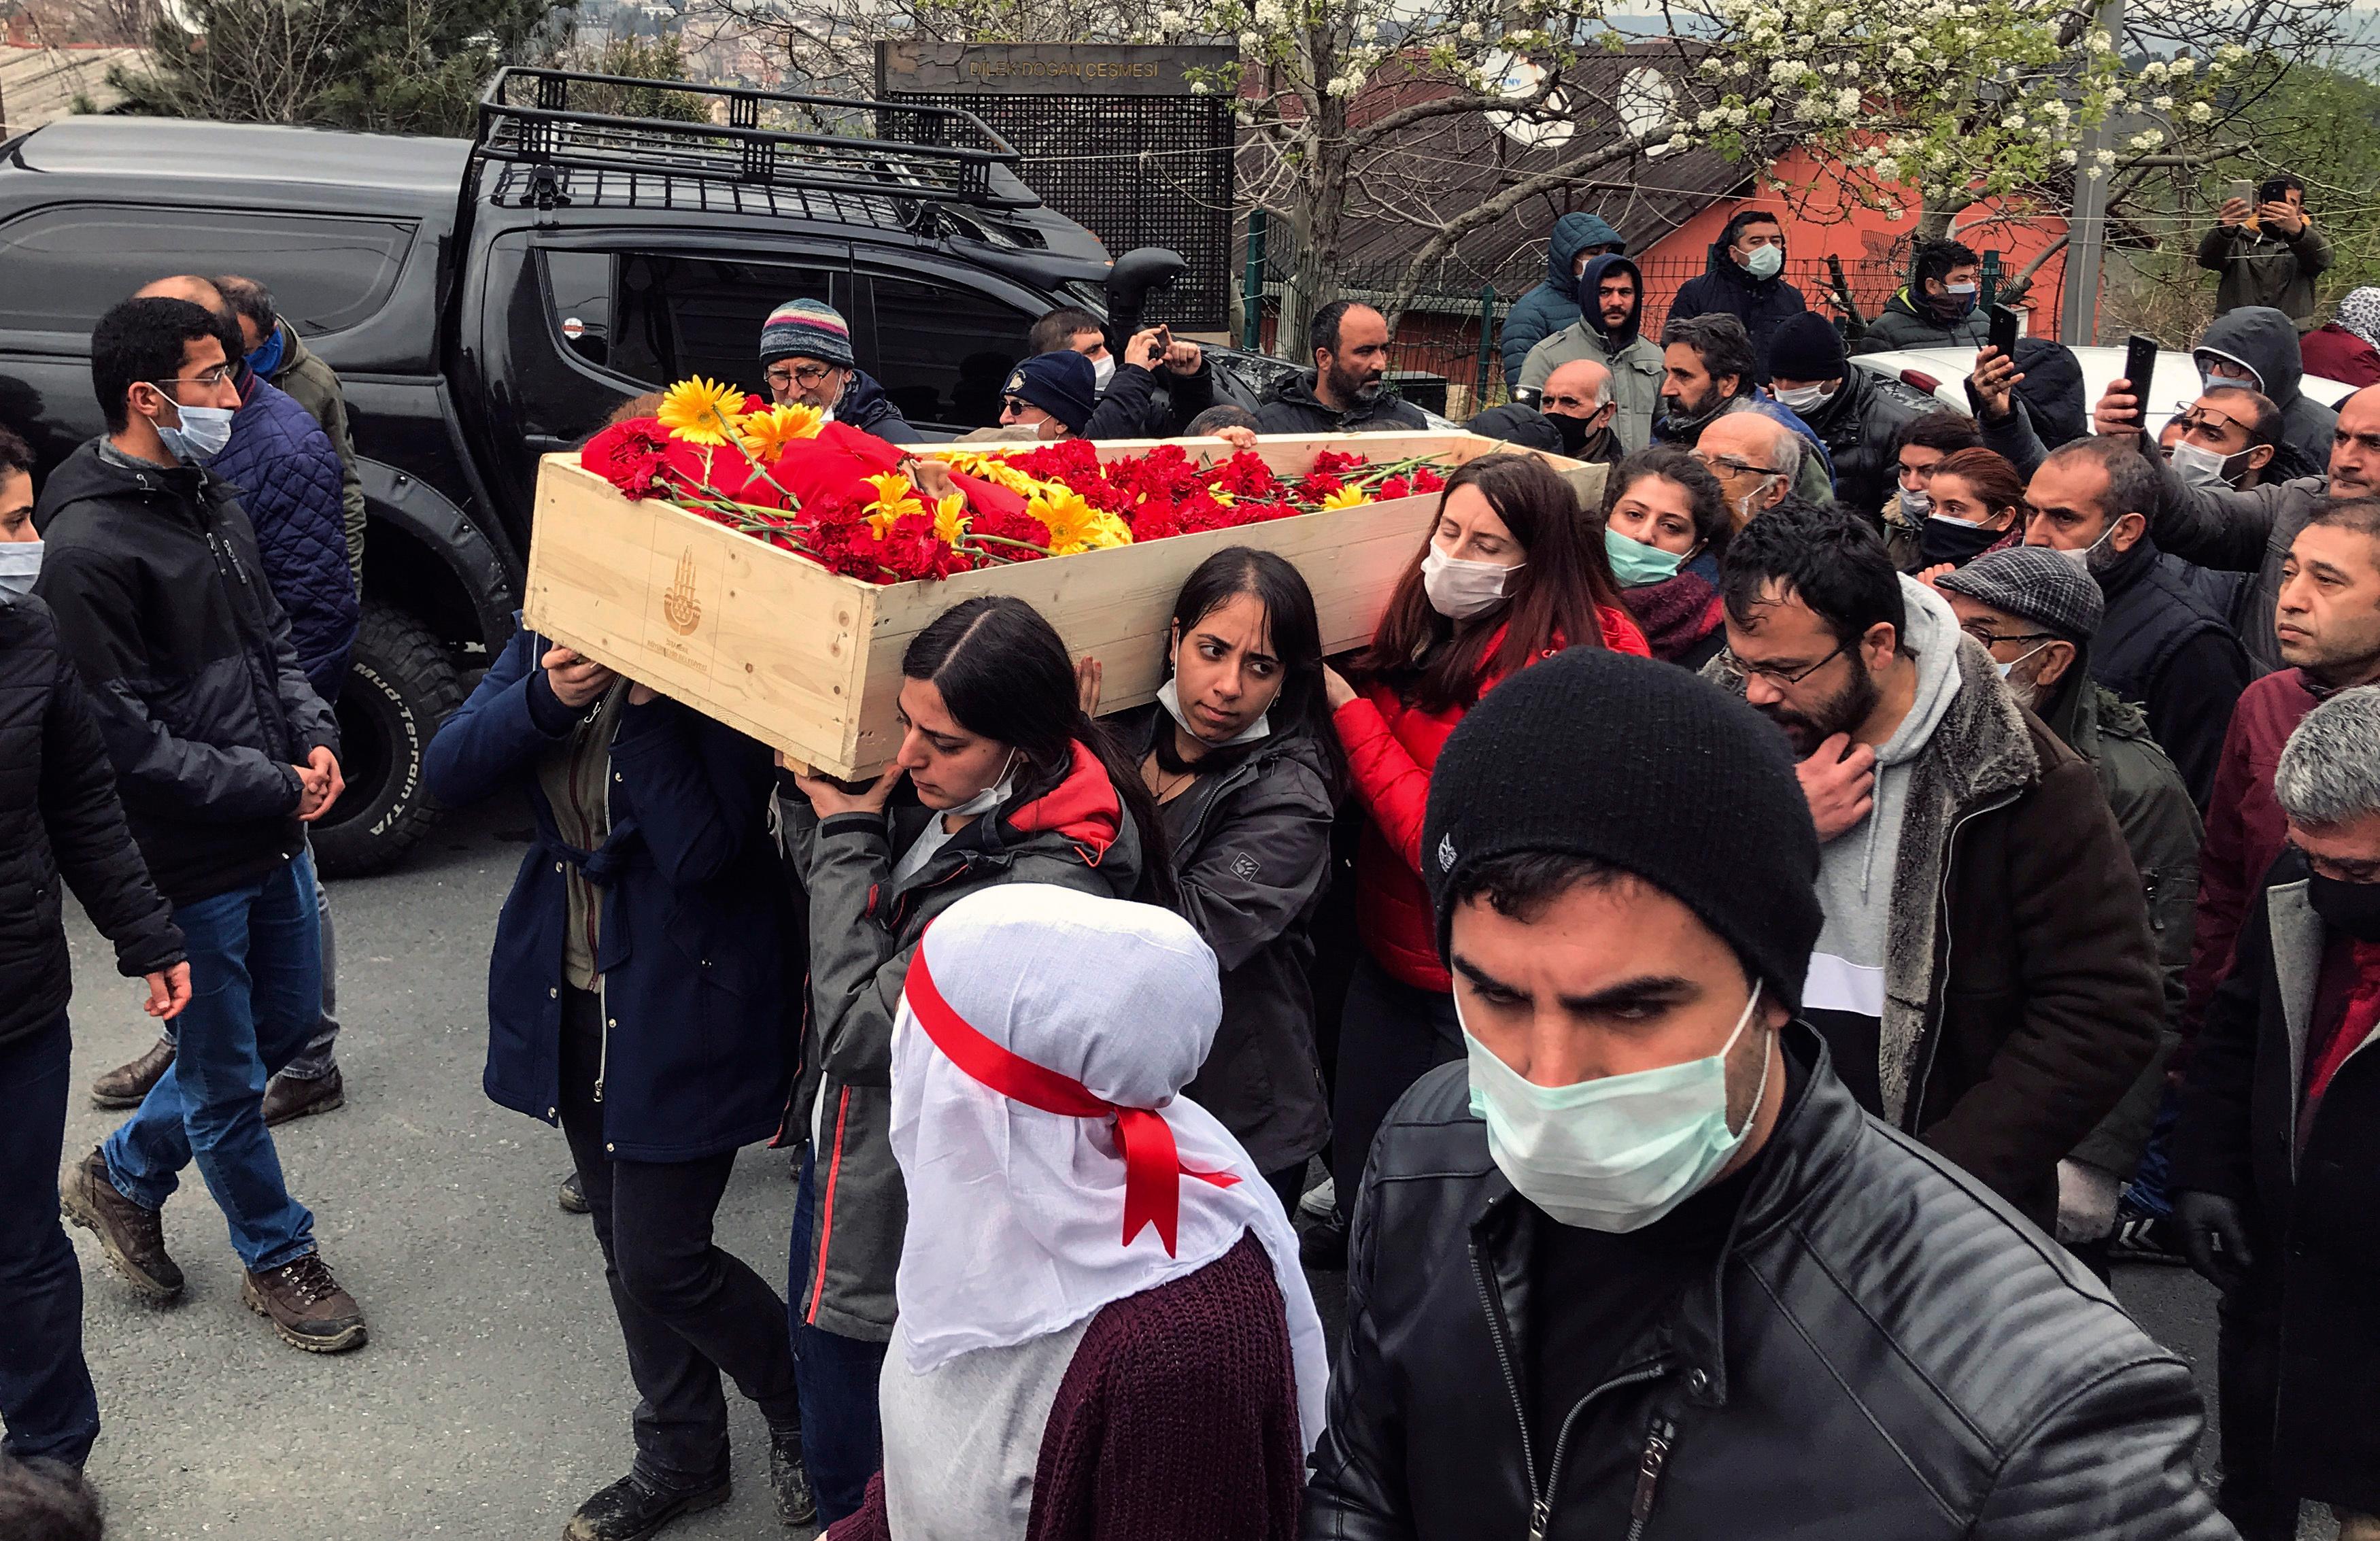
[1634,147,2073,340]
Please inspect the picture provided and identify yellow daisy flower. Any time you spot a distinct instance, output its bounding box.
[656,376,744,447]
[735,403,825,461]
[933,493,970,545]
[1319,485,1371,510]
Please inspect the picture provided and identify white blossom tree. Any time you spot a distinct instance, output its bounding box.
[682,0,2353,343]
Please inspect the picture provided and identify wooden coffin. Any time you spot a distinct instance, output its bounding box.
[522,431,1581,777]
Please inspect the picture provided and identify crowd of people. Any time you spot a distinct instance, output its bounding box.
[6,203,2380,1541]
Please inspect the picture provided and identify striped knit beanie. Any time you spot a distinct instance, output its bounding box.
[760,298,855,369]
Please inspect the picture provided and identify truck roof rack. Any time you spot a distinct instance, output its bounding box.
[474,67,1032,212]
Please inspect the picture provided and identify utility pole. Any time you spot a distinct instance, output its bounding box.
[2060,0,2126,344]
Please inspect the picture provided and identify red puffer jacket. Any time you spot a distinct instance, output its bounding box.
[1335,608,1650,990]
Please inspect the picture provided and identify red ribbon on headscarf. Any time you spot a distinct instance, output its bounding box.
[904,947,1238,1255]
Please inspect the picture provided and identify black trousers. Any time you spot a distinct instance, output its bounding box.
[0,1013,97,1468]
[558,986,799,1487]
[1329,954,1461,1225]
[2215,1255,2303,1541]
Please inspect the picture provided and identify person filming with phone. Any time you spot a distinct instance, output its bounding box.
[2199,173,2334,328]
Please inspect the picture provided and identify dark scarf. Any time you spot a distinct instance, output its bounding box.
[1620,568,1725,662]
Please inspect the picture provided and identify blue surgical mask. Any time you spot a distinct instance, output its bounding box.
[1993,641,2048,681]
[245,323,288,379]
[1464,980,1769,1232]
[155,402,235,464]
[1603,527,1687,588]
[0,540,40,596]
[1739,243,1784,280]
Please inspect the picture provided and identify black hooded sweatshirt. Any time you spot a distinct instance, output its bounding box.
[33,440,338,905]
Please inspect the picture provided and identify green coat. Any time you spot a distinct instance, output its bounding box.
[2047,675,2201,1180]
[2196,219,2334,328]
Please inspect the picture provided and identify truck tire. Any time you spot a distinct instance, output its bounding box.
[312,601,466,877]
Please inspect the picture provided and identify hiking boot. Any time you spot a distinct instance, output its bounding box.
[559,1170,590,1215]
[562,1472,729,1541]
[260,1068,344,1126]
[90,1038,174,1109]
[241,1253,367,1353]
[768,1427,815,1527]
[61,1147,182,1301]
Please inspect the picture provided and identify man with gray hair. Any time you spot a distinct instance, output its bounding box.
[2174,684,2380,1541]
[1694,409,1801,529]
[1935,546,2202,1274]
[1537,357,1624,464]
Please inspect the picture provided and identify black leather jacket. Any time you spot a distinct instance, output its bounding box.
[1302,1029,2230,1540]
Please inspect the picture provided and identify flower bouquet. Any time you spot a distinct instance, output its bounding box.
[577,377,1450,586]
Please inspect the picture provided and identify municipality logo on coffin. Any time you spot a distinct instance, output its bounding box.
[662,547,702,635]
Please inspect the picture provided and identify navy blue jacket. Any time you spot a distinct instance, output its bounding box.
[422,625,794,1162]
[211,375,356,702]
[838,369,921,447]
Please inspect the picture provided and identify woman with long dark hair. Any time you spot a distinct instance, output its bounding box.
[1601,444,1735,669]
[779,594,1166,1527]
[1085,546,1345,1215]
[1306,453,1650,1264]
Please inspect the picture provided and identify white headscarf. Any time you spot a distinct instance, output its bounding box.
[887,883,1329,1451]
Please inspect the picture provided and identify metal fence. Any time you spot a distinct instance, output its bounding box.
[1238,228,1983,414]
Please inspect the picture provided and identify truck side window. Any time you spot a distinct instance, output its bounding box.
[611,254,833,395]
[869,276,1032,430]
[0,206,413,337]
[543,252,615,370]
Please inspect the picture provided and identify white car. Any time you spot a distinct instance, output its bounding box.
[1850,344,2358,440]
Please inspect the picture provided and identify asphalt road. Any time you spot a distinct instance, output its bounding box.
[48,798,2332,1539]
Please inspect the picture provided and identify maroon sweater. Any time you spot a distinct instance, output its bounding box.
[832,1233,1306,1541]
[2185,668,2322,1037]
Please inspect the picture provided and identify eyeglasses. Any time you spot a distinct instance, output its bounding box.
[1719,640,1845,685]
[766,361,838,390]
[149,367,233,393]
[999,396,1035,419]
[1958,624,2057,649]
[1701,454,1782,479]
[2172,405,2245,438]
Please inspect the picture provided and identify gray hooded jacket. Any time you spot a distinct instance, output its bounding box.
[2195,305,2338,477]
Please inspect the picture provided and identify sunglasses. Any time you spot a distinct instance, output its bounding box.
[766,361,838,390]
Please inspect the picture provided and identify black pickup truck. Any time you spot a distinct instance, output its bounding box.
[0,68,1282,873]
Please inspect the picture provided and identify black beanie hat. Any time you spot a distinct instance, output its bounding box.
[1422,649,1823,1009]
[1006,350,1100,435]
[1764,310,1848,384]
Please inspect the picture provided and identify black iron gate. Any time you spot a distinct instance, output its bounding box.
[877,43,1234,331]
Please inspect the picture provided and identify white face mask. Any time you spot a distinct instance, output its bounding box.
[1897,485,1931,520]
[947,748,1018,819]
[1421,545,1522,622]
[1157,675,1270,747]
[1771,383,1832,412]
[2050,520,2125,573]
[2168,438,2245,490]
[0,539,40,596]
[1463,981,1769,1233]
[1091,352,1117,391]
[1739,243,1784,280]
[154,401,235,463]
